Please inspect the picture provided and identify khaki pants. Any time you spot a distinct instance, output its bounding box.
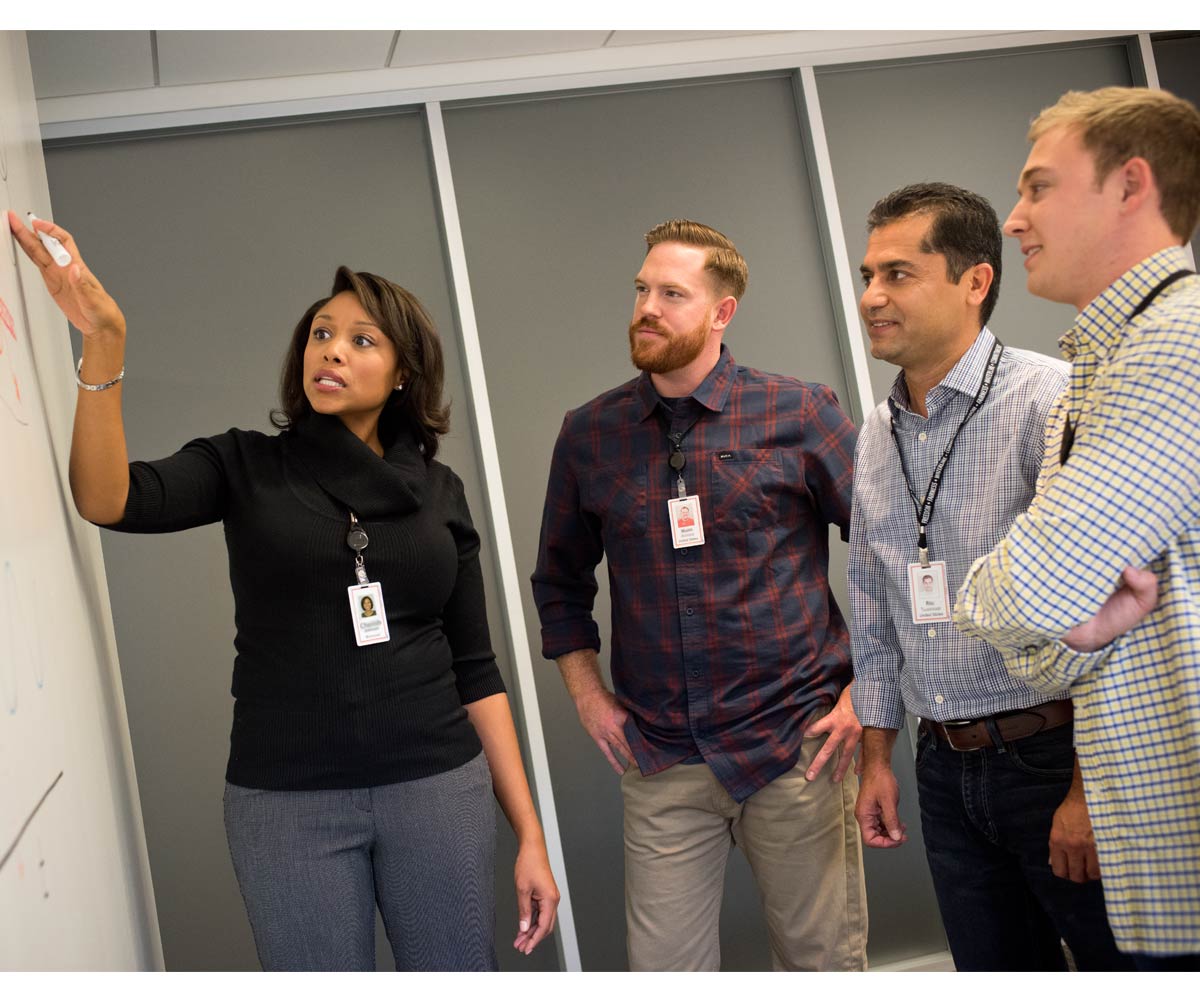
[620,736,867,971]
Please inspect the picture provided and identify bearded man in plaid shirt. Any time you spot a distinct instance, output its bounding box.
[533,219,866,971]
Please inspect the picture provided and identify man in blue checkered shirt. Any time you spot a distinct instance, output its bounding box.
[849,182,1130,970]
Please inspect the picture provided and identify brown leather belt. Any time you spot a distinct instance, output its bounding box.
[920,699,1074,751]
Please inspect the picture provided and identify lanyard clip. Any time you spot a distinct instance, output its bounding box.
[348,509,370,584]
[918,526,931,568]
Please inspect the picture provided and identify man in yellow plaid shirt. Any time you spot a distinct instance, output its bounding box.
[956,86,1200,969]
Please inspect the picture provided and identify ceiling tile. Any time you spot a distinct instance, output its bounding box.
[27,31,155,99]
[389,31,610,68]
[606,31,784,47]
[156,31,396,86]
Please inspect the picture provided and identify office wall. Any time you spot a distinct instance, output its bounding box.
[1151,34,1200,261]
[41,32,1159,971]
[0,30,160,971]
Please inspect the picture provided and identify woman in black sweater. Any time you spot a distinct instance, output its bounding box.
[9,211,559,970]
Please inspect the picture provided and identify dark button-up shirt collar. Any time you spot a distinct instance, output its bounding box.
[634,343,737,421]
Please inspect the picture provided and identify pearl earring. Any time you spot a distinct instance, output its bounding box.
[394,381,404,391]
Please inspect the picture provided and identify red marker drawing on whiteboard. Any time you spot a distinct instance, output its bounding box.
[25,213,71,267]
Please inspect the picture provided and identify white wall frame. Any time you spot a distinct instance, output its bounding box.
[793,65,877,423]
[1135,32,1162,88]
[423,100,581,973]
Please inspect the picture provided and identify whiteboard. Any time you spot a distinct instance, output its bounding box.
[0,31,161,970]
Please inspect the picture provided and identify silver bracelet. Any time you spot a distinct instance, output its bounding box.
[75,356,125,391]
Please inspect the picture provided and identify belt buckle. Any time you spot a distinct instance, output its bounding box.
[941,719,984,752]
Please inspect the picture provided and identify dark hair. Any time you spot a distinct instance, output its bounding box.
[271,266,450,459]
[866,183,1003,326]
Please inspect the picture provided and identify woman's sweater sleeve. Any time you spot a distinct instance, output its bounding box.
[442,472,507,705]
[106,432,232,533]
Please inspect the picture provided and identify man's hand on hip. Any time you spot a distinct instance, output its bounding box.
[803,683,862,782]
[575,688,634,775]
[556,649,636,776]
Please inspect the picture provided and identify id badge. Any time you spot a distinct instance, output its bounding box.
[908,561,951,623]
[668,495,705,549]
[348,582,390,646]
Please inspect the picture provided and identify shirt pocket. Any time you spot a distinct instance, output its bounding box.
[709,449,781,530]
[583,461,648,539]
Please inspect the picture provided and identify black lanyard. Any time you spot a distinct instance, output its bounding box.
[1060,269,1195,465]
[346,510,370,584]
[656,397,702,499]
[890,339,1004,567]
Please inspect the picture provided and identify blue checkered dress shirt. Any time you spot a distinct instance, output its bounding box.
[849,327,1068,729]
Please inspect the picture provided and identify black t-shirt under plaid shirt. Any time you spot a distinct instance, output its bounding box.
[533,346,857,802]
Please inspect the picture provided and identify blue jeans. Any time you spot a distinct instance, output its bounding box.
[223,752,497,971]
[915,723,1132,971]
[1131,953,1200,971]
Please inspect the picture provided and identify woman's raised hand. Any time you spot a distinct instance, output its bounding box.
[7,210,125,340]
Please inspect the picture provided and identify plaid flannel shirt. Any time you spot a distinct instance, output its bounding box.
[533,346,857,802]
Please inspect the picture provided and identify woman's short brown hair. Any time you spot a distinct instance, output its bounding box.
[271,266,450,459]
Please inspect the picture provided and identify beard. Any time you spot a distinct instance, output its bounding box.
[628,316,709,374]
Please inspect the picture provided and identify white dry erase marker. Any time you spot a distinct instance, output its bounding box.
[26,213,72,267]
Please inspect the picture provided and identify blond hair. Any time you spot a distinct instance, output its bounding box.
[1030,87,1200,242]
[644,219,748,299]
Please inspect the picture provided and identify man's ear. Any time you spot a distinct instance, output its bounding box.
[711,295,738,333]
[964,262,994,310]
[1116,156,1157,215]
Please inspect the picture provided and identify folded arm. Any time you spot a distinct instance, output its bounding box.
[956,337,1199,684]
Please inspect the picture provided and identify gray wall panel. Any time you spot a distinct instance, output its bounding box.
[818,42,1134,404]
[43,112,552,971]
[444,74,900,969]
[1151,32,1200,260]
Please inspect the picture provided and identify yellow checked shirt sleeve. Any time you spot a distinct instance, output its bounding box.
[956,310,1200,677]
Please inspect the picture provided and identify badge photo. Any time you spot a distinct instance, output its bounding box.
[348,582,390,646]
[908,561,952,623]
[668,495,705,549]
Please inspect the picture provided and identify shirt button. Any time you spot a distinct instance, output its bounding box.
[918,432,928,441]
[686,608,694,616]
[927,628,937,638]
[934,695,944,705]
[689,669,700,678]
